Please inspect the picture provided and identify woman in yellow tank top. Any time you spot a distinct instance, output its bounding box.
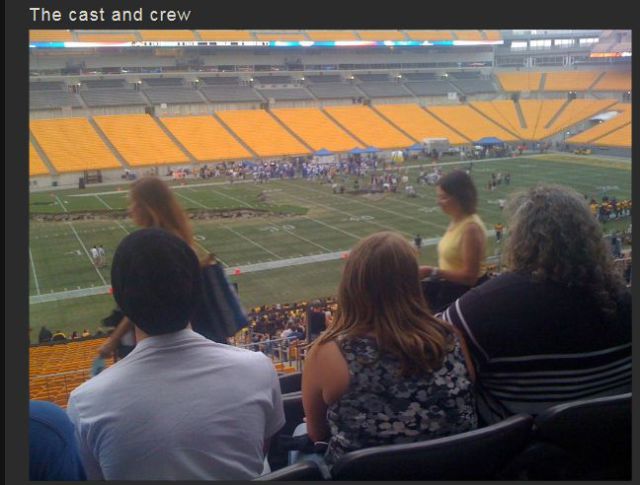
[419,170,488,312]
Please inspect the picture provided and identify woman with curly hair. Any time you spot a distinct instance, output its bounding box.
[298,231,477,469]
[439,184,631,424]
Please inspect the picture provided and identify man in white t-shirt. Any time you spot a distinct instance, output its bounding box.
[90,246,99,266]
[67,228,285,480]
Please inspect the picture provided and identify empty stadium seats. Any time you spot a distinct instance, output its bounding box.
[542,99,618,138]
[591,71,631,91]
[93,114,189,166]
[217,110,311,157]
[496,72,543,92]
[426,105,518,142]
[270,108,361,152]
[29,143,51,176]
[543,71,601,91]
[375,104,469,145]
[567,104,631,144]
[161,115,252,161]
[591,124,631,147]
[323,105,414,149]
[30,118,122,172]
[471,100,524,137]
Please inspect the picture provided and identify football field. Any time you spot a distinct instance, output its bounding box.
[28,153,632,341]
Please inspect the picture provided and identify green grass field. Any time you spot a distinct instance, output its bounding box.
[28,154,632,342]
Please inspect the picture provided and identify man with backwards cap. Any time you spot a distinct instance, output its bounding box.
[67,228,285,480]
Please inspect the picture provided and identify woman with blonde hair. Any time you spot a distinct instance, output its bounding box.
[300,231,477,467]
[98,176,219,358]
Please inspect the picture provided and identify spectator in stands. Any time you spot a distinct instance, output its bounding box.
[51,330,67,342]
[420,170,489,312]
[30,400,86,481]
[299,232,477,468]
[38,325,52,343]
[306,300,327,343]
[439,185,631,425]
[81,329,91,338]
[97,176,224,359]
[68,228,285,480]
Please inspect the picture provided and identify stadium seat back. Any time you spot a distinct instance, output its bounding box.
[278,372,302,394]
[330,414,533,480]
[505,393,631,479]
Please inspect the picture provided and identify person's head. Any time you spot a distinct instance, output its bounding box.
[315,231,454,376]
[111,228,202,336]
[436,170,478,216]
[129,176,193,243]
[504,184,627,321]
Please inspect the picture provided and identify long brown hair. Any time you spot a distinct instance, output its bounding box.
[504,184,627,322]
[314,232,455,376]
[129,176,194,244]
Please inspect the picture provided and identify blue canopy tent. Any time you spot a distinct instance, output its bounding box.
[475,137,504,146]
[407,143,424,152]
[314,148,334,156]
[349,147,366,155]
[363,146,380,154]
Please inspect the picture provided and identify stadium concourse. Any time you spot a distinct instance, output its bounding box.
[28,29,631,480]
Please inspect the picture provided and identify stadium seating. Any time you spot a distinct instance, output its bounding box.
[200,86,262,102]
[144,87,205,105]
[254,76,293,85]
[591,71,631,91]
[29,143,51,176]
[83,79,126,89]
[471,100,524,137]
[30,91,83,110]
[405,30,454,41]
[29,338,115,407]
[139,30,196,41]
[323,105,414,149]
[453,30,484,41]
[254,32,308,41]
[305,31,359,41]
[543,71,601,91]
[305,75,342,83]
[449,78,497,94]
[591,124,631,147]
[217,109,311,157]
[160,115,252,161]
[405,80,456,96]
[496,72,543,92]
[93,114,189,166]
[426,105,518,142]
[483,30,502,40]
[270,107,361,152]
[30,118,122,172]
[357,82,408,98]
[256,88,314,101]
[80,88,147,107]
[307,83,362,99]
[330,414,533,480]
[567,104,631,144]
[505,394,630,480]
[356,30,406,41]
[375,104,469,145]
[29,81,65,91]
[518,99,566,139]
[542,99,617,138]
[75,32,137,42]
[30,30,74,42]
[198,30,255,41]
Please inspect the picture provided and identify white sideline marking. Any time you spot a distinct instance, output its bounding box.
[54,194,68,213]
[67,222,108,286]
[29,248,41,295]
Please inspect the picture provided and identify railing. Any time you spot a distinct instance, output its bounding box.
[237,336,304,372]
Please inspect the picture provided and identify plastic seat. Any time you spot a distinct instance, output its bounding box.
[254,460,324,481]
[330,414,533,480]
[268,392,305,471]
[278,372,302,394]
[504,393,631,480]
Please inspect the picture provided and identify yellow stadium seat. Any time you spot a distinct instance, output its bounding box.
[305,31,359,41]
[591,71,631,91]
[198,30,254,41]
[405,31,454,41]
[426,105,518,142]
[93,114,189,166]
[216,110,311,157]
[270,108,362,152]
[139,30,195,41]
[30,30,73,42]
[323,105,414,149]
[29,143,51,176]
[496,72,542,92]
[356,31,406,41]
[543,71,600,91]
[160,116,252,162]
[30,118,123,173]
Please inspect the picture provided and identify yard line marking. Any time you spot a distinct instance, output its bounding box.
[114,220,130,234]
[222,225,281,259]
[29,248,41,295]
[302,216,361,240]
[53,194,68,213]
[174,191,210,209]
[275,224,333,252]
[66,222,108,286]
[202,186,253,208]
[95,194,113,209]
